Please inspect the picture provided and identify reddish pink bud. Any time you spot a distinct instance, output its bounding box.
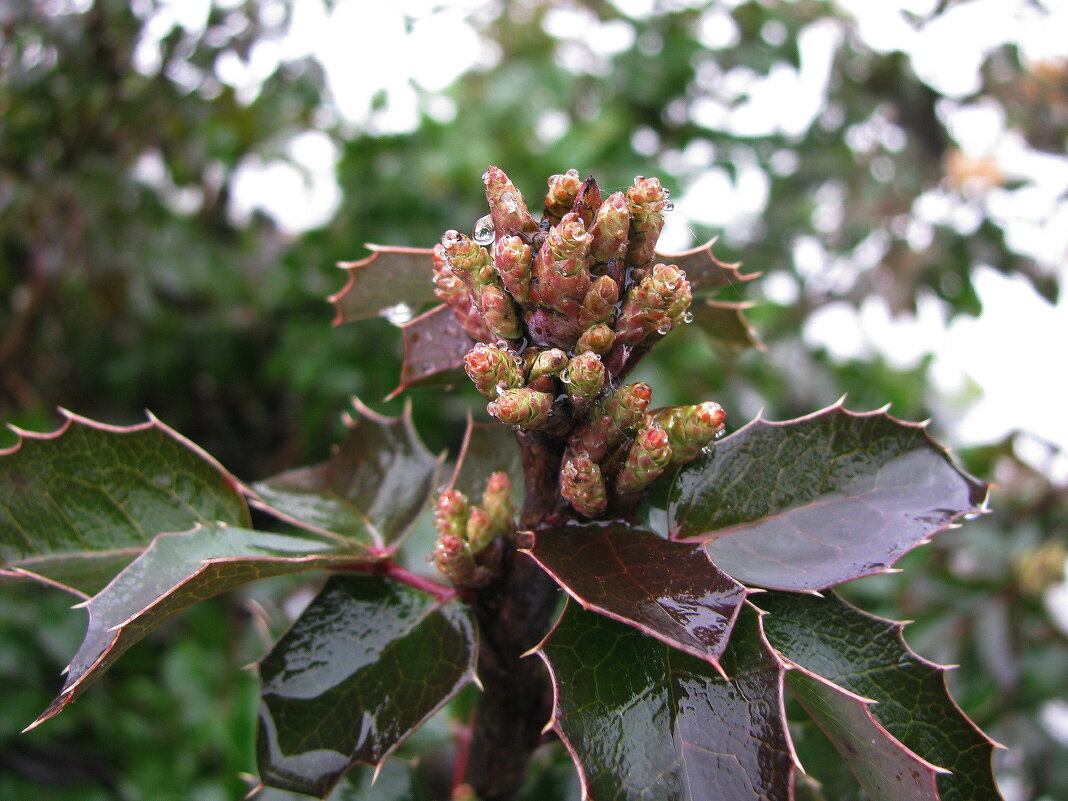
[651,401,726,464]
[464,343,523,399]
[487,386,554,429]
[560,453,608,518]
[483,166,539,238]
[494,235,533,304]
[544,168,583,226]
[575,323,616,356]
[615,425,673,495]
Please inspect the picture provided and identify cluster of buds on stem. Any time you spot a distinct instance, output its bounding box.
[432,472,516,587]
[440,167,727,519]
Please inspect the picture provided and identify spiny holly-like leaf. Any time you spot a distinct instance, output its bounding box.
[658,239,760,297]
[448,417,523,499]
[759,591,1003,801]
[785,670,944,801]
[0,410,249,597]
[257,574,477,798]
[523,524,747,669]
[389,303,471,399]
[536,603,794,801]
[669,403,989,591]
[250,398,443,551]
[689,299,764,355]
[31,524,352,729]
[329,245,438,325]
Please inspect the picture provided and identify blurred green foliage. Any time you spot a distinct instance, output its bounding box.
[2,0,1065,798]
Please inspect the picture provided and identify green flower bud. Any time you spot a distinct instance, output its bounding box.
[575,323,616,356]
[651,401,726,464]
[626,176,667,268]
[464,343,523,399]
[433,243,493,341]
[532,212,592,312]
[614,263,692,346]
[569,382,652,461]
[433,489,470,539]
[441,230,492,275]
[544,169,583,226]
[526,348,569,382]
[433,531,490,587]
[564,352,605,404]
[487,386,554,429]
[481,471,515,538]
[481,284,523,340]
[615,425,673,495]
[579,275,620,328]
[588,192,630,267]
[560,453,608,518]
[494,235,533,304]
[465,506,495,554]
[483,166,539,238]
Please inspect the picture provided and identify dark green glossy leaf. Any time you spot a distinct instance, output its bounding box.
[669,404,989,590]
[389,303,471,399]
[786,670,943,801]
[32,524,350,729]
[524,525,747,669]
[689,299,764,355]
[251,399,443,551]
[536,603,793,801]
[658,239,760,297]
[0,411,250,596]
[330,245,438,324]
[759,591,1003,801]
[257,574,477,798]
[449,418,523,500]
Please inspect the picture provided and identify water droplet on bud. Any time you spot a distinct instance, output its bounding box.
[494,382,508,396]
[481,171,491,183]
[473,214,496,245]
[657,322,672,335]
[633,175,645,183]
[663,200,675,212]
[682,311,694,324]
[560,369,573,384]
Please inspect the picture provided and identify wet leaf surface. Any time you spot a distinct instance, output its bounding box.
[759,591,1003,801]
[0,411,249,596]
[524,524,747,668]
[786,670,943,801]
[32,524,350,729]
[257,574,477,798]
[330,245,438,324]
[689,299,764,354]
[251,399,442,551]
[391,304,472,398]
[536,603,793,801]
[669,404,989,590]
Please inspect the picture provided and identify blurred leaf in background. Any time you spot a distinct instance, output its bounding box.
[2,0,1066,798]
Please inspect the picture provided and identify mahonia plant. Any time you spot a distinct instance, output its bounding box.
[0,167,1002,801]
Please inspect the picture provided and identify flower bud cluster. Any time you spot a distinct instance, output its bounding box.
[439,167,725,518]
[432,472,516,586]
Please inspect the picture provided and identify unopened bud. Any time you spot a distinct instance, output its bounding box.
[481,472,515,536]
[579,275,620,328]
[533,212,592,312]
[564,352,605,403]
[527,348,569,382]
[560,453,608,518]
[626,176,667,268]
[434,489,470,539]
[442,230,492,275]
[615,425,673,495]
[494,235,533,304]
[481,284,523,341]
[483,166,539,238]
[487,387,554,429]
[588,192,630,267]
[575,323,616,355]
[544,169,583,226]
[433,532,490,587]
[614,263,692,346]
[651,401,726,464]
[569,382,652,460]
[464,343,522,399]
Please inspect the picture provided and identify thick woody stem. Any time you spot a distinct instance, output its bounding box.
[463,431,566,801]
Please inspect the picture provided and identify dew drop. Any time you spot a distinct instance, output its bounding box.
[481,171,491,182]
[663,188,672,199]
[633,175,645,183]
[548,173,562,184]
[657,322,672,335]
[682,311,694,324]
[663,200,675,212]
[495,382,509,396]
[473,214,496,245]
[560,369,573,384]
